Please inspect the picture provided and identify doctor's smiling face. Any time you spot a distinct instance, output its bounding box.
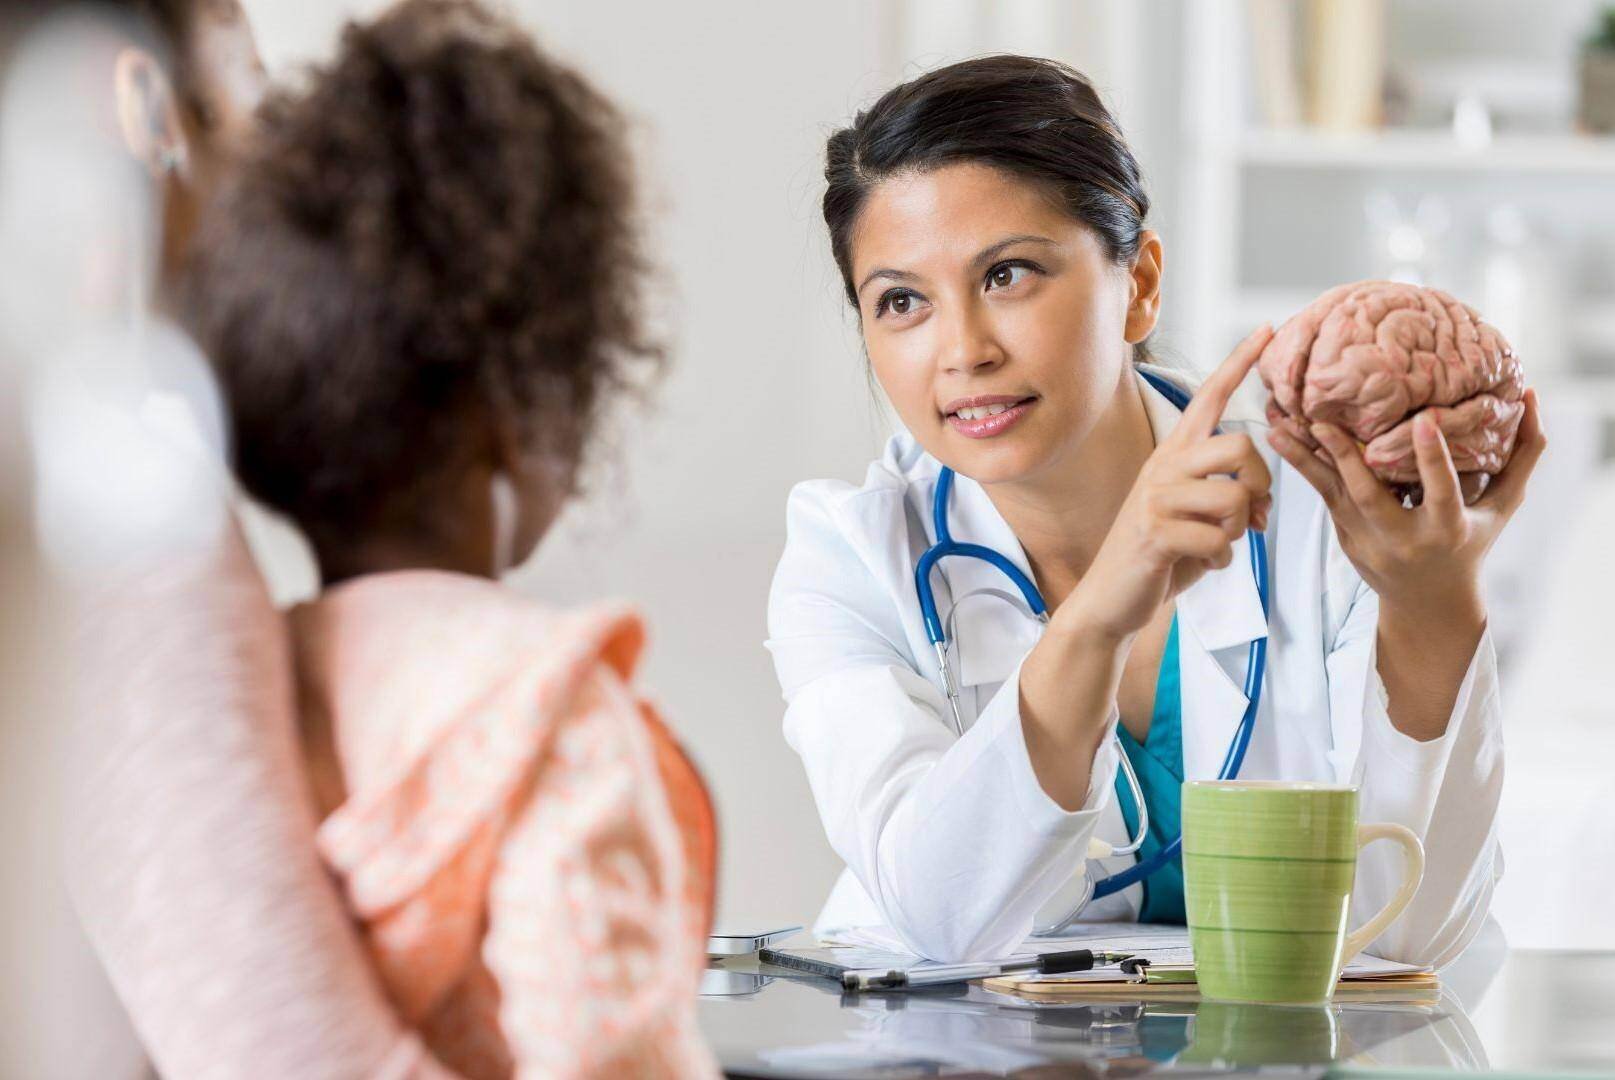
[825,54,1161,488]
[848,162,1162,485]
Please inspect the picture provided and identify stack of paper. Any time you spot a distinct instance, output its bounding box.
[824,919,1194,964]
[822,922,1437,1002]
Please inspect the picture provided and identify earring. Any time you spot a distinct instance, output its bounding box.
[156,143,188,177]
[489,472,519,575]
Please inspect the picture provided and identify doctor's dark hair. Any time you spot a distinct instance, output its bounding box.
[184,0,658,555]
[823,54,1152,359]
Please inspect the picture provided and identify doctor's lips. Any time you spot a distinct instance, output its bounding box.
[942,393,1038,439]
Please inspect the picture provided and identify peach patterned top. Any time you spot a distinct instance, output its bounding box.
[289,571,718,1079]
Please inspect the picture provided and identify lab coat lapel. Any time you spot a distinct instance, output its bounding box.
[1176,538,1267,781]
[1138,366,1270,781]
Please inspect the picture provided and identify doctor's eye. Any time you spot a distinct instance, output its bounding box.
[874,288,926,319]
[984,260,1041,292]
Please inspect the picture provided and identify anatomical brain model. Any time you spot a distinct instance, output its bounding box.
[1257,281,1526,503]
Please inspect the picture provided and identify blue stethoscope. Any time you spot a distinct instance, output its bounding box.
[915,370,1270,934]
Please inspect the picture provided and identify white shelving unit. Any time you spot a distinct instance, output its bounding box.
[1238,128,1615,174]
[1178,0,1615,408]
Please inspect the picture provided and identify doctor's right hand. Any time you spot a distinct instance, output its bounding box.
[1018,326,1274,811]
[1064,324,1275,644]
[1018,327,1275,809]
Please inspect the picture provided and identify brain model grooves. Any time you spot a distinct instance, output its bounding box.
[1256,281,1526,503]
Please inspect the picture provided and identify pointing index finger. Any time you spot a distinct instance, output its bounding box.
[1175,324,1273,444]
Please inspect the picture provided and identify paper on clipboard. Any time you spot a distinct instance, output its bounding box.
[821,921,1431,983]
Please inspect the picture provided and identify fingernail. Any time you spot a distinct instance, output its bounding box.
[1415,414,1436,443]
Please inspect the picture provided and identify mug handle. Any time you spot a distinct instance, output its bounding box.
[1339,823,1425,965]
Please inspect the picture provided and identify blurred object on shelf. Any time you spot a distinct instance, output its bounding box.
[1387,60,1573,135]
[1480,205,1570,378]
[1304,0,1386,132]
[1578,6,1615,133]
[1248,0,1302,128]
[1451,92,1494,149]
[1364,190,1451,287]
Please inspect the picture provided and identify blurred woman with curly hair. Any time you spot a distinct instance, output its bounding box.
[184,1,717,1075]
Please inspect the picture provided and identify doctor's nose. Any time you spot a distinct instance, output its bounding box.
[938,307,1007,377]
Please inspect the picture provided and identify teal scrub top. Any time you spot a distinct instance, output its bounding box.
[1112,612,1186,924]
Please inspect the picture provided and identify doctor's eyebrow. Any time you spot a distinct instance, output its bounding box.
[969,234,1058,271]
[855,234,1061,299]
[856,266,920,298]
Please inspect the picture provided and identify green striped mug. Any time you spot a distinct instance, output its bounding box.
[1182,781,1424,1004]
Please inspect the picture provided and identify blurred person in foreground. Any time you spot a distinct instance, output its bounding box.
[0,3,371,1077]
[0,1,618,1077]
[181,1,719,1076]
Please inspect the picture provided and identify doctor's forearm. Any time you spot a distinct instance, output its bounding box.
[1018,620,1124,811]
[1374,589,1487,743]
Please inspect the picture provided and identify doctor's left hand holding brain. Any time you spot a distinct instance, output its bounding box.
[767,55,1546,965]
[1270,379,1545,743]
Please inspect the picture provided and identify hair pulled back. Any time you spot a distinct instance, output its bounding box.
[823,54,1151,355]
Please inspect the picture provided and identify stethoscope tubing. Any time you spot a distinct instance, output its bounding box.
[1088,533,1269,903]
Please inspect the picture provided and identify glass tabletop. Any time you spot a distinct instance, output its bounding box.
[698,947,1615,1078]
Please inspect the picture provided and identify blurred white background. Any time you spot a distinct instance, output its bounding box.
[235,0,1615,946]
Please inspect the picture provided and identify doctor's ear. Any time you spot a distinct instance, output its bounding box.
[114,47,190,181]
[1124,229,1164,345]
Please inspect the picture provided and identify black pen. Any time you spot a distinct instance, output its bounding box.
[841,948,1138,992]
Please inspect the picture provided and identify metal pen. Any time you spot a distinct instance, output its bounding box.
[841,948,1139,992]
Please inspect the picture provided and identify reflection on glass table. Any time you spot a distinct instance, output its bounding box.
[699,947,1615,1078]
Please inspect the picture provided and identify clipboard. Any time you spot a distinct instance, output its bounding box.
[984,967,1440,1004]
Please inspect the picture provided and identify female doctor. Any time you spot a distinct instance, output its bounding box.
[767,55,1546,966]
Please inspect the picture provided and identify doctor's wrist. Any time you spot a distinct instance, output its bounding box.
[1373,587,1487,743]
[1377,580,1486,637]
[1377,588,1486,658]
[1018,611,1129,808]
[1047,615,1134,658]
[1048,588,1140,653]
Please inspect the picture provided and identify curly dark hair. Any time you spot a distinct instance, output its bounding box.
[184,0,658,556]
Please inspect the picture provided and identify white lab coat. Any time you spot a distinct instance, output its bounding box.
[766,365,1503,965]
